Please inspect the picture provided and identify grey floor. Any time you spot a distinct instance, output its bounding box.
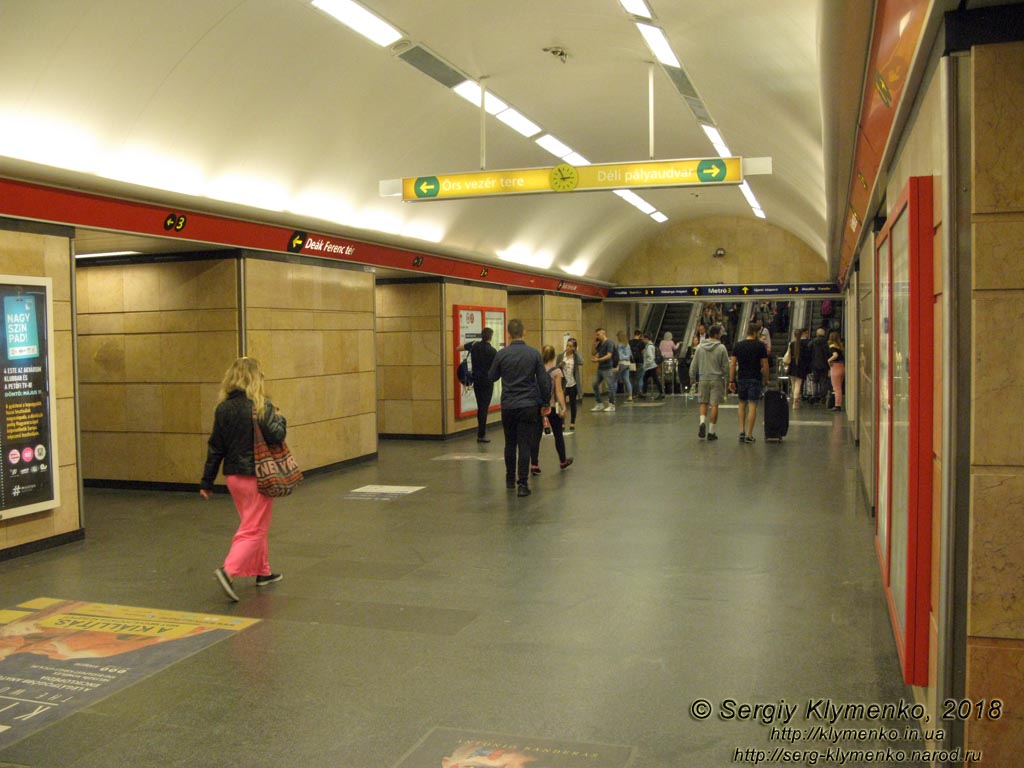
[0,394,926,768]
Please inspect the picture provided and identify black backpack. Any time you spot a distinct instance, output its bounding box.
[611,344,620,367]
[457,349,473,386]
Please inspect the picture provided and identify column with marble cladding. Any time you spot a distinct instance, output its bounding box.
[0,228,80,552]
[540,295,581,355]
[965,40,1024,762]
[445,283,506,435]
[246,258,376,467]
[507,294,542,348]
[377,282,443,436]
[77,258,238,485]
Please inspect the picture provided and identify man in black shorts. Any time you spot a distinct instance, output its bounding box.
[729,322,770,443]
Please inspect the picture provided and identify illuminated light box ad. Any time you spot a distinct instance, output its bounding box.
[0,276,59,521]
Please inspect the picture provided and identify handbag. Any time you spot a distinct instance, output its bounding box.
[252,407,302,497]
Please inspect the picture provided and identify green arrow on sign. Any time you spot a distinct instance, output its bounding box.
[697,159,726,181]
[415,176,439,198]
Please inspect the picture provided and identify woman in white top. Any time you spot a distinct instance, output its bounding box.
[556,338,583,432]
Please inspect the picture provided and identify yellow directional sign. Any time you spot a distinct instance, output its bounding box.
[402,157,743,201]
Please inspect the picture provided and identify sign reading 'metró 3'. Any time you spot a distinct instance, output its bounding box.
[0,277,59,520]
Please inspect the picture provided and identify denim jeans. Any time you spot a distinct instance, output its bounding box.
[592,367,617,404]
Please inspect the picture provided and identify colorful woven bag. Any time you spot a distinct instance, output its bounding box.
[252,408,302,497]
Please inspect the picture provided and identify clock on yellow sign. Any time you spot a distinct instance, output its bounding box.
[549,163,579,192]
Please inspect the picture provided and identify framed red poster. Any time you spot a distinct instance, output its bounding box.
[454,305,505,419]
[873,176,933,686]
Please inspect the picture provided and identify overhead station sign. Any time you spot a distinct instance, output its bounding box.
[607,283,839,299]
[401,157,743,201]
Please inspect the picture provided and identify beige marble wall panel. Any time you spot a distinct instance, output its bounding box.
[377,282,444,436]
[80,384,127,432]
[51,464,80,534]
[507,295,542,347]
[56,397,78,469]
[973,43,1024,215]
[964,638,1024,762]
[968,472,1024,638]
[611,217,827,286]
[972,293,1024,466]
[2,509,54,549]
[973,217,1024,290]
[122,267,161,313]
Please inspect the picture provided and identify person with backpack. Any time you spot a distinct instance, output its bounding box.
[615,330,634,402]
[461,326,497,443]
[590,327,617,412]
[629,329,646,396]
[639,332,665,399]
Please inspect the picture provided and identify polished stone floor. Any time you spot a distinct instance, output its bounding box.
[0,395,927,768]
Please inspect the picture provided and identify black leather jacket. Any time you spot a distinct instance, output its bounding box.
[200,391,287,490]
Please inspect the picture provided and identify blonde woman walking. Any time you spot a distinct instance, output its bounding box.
[200,357,288,601]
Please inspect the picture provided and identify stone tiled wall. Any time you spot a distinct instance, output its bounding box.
[77,258,238,484]
[964,40,1024,762]
[377,282,444,436]
[541,295,582,357]
[506,295,542,348]
[610,216,828,285]
[78,256,376,485]
[0,229,79,552]
[245,258,376,470]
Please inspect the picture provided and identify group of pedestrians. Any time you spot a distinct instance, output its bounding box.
[784,327,845,411]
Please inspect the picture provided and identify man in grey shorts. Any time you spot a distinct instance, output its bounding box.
[688,325,730,440]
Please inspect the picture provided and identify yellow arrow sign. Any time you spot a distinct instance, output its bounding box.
[401,157,743,201]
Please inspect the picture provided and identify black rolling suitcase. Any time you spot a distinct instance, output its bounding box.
[763,389,789,441]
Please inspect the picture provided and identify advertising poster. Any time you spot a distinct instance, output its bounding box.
[394,727,634,768]
[0,277,59,521]
[454,306,505,419]
[0,597,260,749]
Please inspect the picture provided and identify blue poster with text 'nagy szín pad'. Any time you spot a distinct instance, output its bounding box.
[4,296,38,360]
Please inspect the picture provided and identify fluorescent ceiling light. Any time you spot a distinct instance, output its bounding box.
[498,244,554,270]
[651,212,668,223]
[700,123,731,156]
[753,208,766,219]
[619,0,653,19]
[311,0,403,47]
[104,145,205,196]
[536,134,573,158]
[562,259,589,276]
[636,23,680,68]
[495,107,541,137]
[206,174,289,211]
[453,81,508,115]
[614,189,657,215]
[76,251,142,258]
[562,151,590,166]
[738,180,760,208]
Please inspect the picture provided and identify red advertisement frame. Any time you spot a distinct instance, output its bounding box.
[453,305,505,419]
[873,176,934,686]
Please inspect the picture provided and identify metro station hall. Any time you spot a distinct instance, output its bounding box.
[0,2,1022,767]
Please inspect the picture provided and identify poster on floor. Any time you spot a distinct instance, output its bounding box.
[0,597,260,749]
[0,276,59,521]
[394,727,634,768]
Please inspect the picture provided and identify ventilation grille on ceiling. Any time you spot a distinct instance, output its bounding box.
[663,63,713,125]
[398,44,466,88]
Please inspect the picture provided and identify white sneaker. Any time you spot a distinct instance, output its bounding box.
[591,403,605,411]
[604,403,616,412]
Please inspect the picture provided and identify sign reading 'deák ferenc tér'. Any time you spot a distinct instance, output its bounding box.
[0,277,59,520]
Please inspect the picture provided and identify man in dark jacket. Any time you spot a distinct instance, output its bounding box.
[489,319,551,497]
[462,326,497,442]
[629,329,646,396]
[809,327,831,399]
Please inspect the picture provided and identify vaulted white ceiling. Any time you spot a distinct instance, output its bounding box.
[0,0,877,283]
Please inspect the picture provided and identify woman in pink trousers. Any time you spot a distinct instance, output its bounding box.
[200,357,287,601]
